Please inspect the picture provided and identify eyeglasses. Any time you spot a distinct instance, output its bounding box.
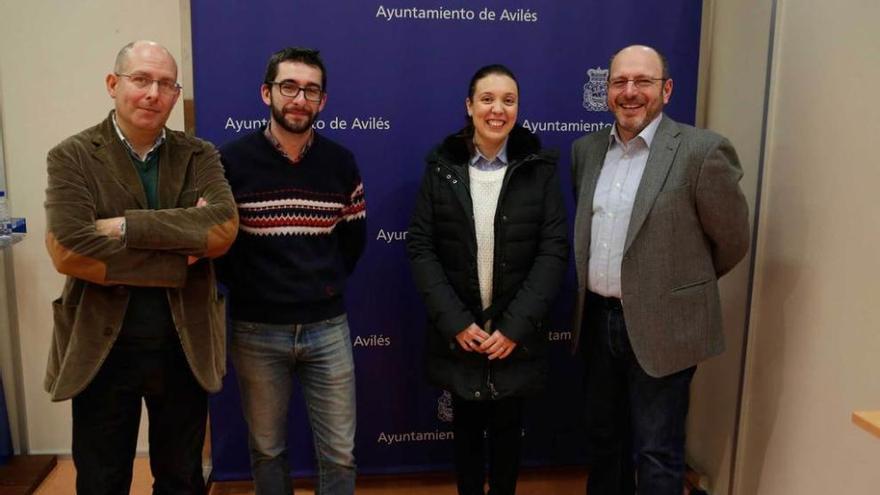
[267,81,323,102]
[116,73,182,95]
[608,77,665,90]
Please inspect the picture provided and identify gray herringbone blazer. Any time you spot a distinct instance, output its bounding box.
[571,115,750,377]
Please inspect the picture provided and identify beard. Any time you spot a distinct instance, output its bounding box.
[610,90,665,140]
[270,99,318,134]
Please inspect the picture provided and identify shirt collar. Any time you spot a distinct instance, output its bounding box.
[609,113,663,150]
[111,111,165,161]
[470,138,509,171]
[264,120,314,164]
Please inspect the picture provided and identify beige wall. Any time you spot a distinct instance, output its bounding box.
[686,0,771,492]
[0,0,184,453]
[734,0,880,493]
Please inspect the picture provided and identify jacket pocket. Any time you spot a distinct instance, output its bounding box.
[671,278,712,292]
[668,279,710,346]
[511,334,548,362]
[48,297,78,382]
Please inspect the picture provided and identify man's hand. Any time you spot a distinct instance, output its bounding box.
[479,329,517,360]
[95,217,125,239]
[455,323,491,352]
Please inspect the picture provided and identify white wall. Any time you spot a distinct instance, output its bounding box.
[734,0,880,493]
[0,0,184,453]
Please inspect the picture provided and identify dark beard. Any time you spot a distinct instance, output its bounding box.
[271,103,316,134]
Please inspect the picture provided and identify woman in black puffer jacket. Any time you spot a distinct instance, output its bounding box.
[407,64,568,495]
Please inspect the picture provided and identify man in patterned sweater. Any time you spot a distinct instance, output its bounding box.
[218,47,366,495]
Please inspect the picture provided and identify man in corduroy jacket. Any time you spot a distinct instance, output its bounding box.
[44,40,238,494]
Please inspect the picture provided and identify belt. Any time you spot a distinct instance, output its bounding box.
[586,291,623,311]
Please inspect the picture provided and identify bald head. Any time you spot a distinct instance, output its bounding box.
[610,45,669,80]
[605,44,673,142]
[114,40,178,78]
[106,40,181,148]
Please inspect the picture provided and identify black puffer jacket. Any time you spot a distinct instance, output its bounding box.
[407,125,569,400]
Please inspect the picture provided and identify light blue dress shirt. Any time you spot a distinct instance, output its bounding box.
[589,114,662,298]
[470,138,509,171]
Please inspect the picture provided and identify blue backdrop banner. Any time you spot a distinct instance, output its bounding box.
[192,0,703,479]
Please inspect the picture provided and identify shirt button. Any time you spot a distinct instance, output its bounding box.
[474,391,481,398]
[446,174,452,179]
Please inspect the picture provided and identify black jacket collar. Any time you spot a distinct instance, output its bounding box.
[429,124,543,166]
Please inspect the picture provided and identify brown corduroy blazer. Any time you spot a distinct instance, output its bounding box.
[44,112,239,400]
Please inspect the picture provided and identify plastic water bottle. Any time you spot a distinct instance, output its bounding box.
[0,191,11,239]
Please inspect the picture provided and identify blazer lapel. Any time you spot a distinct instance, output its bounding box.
[624,116,681,253]
[158,132,193,209]
[576,144,606,219]
[573,132,608,288]
[92,119,148,209]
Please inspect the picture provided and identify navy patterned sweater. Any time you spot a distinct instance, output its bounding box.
[218,129,366,324]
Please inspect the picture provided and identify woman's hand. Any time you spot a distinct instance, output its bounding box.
[455,323,491,352]
[479,330,517,360]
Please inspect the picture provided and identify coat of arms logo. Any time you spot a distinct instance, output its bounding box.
[583,67,609,112]
[437,391,454,422]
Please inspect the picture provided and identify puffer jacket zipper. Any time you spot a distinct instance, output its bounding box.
[482,153,541,400]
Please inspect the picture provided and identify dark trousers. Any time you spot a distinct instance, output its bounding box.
[452,395,524,495]
[71,341,207,495]
[581,293,696,495]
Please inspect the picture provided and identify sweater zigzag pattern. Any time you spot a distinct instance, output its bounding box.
[238,182,365,236]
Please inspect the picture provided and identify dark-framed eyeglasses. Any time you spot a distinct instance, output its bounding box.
[267,81,323,102]
[608,77,666,90]
[115,73,182,95]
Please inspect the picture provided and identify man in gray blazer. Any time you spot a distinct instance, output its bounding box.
[571,45,750,494]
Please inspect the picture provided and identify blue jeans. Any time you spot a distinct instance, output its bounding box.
[581,294,696,495]
[231,314,356,495]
